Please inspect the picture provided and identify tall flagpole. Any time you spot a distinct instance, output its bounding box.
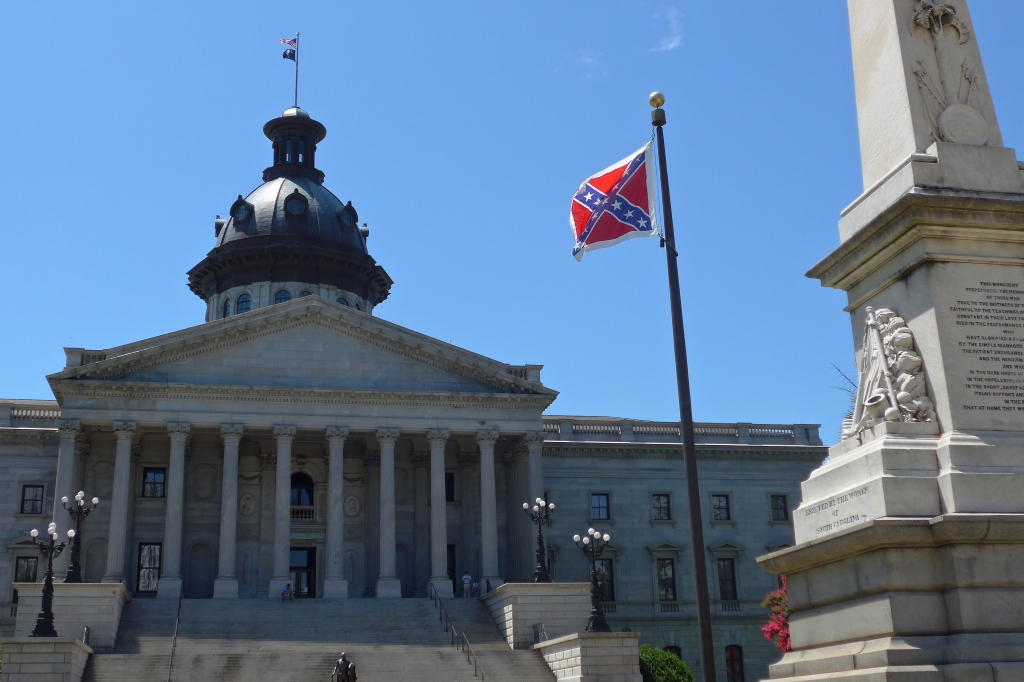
[649,91,717,682]
[293,32,300,108]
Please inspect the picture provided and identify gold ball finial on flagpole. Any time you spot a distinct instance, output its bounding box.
[649,91,665,108]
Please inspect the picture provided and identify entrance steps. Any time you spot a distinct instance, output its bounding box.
[82,597,555,682]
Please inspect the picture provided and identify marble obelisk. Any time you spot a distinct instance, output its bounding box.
[760,1,1024,679]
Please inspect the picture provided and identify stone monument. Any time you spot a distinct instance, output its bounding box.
[759,1,1024,679]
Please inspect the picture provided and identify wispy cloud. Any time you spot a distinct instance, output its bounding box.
[651,7,685,53]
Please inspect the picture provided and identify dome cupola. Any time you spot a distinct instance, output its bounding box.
[187,108,392,321]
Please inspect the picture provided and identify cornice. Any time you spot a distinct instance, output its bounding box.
[52,379,553,411]
[541,440,828,462]
[47,302,556,401]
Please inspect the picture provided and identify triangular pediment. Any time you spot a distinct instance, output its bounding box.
[48,298,556,399]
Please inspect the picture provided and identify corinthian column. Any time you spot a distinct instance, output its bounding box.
[426,429,452,596]
[477,430,502,591]
[52,420,81,578]
[157,423,190,598]
[523,432,545,505]
[103,421,136,583]
[375,428,402,598]
[214,425,244,599]
[323,427,349,599]
[268,426,295,599]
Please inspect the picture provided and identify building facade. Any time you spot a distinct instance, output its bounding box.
[0,107,825,681]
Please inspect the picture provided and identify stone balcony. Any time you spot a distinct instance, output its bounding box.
[542,416,822,446]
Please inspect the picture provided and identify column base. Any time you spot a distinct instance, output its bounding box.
[376,577,403,598]
[429,577,453,598]
[268,577,291,600]
[481,576,503,594]
[155,577,182,600]
[322,577,349,599]
[213,577,238,599]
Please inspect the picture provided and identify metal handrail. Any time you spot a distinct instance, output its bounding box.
[166,589,183,682]
[427,583,487,680]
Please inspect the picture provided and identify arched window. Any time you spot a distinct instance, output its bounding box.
[355,302,362,311]
[336,297,350,306]
[291,473,314,507]
[298,290,312,297]
[725,645,745,682]
[275,290,291,304]
[222,298,231,317]
[236,294,251,314]
[286,139,293,163]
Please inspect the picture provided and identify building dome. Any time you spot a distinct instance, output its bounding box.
[188,108,392,320]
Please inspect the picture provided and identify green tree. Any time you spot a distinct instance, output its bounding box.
[639,644,694,682]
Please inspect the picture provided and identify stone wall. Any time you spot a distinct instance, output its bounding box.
[0,637,92,682]
[534,631,642,682]
[13,583,129,653]
[483,582,592,649]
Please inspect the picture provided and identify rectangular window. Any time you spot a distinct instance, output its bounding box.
[20,485,44,515]
[657,558,677,601]
[591,493,610,520]
[137,543,161,593]
[771,495,789,521]
[718,558,737,601]
[143,468,166,498]
[712,494,731,521]
[15,557,38,583]
[652,494,671,521]
[726,645,745,682]
[595,558,614,601]
[445,472,455,503]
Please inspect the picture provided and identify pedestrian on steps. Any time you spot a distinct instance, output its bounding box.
[281,583,294,602]
[333,652,357,682]
[462,570,472,598]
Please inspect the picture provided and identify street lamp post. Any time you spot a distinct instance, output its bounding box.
[29,522,72,637]
[573,528,612,633]
[522,497,555,583]
[62,491,99,584]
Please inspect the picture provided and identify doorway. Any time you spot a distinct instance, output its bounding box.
[290,548,316,598]
[447,544,457,596]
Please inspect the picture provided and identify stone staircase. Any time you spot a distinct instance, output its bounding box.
[82,597,555,682]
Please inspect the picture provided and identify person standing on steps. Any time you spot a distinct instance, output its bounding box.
[462,570,472,598]
[281,583,293,602]
[333,652,356,682]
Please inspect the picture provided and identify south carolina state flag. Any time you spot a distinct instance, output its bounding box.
[570,143,659,261]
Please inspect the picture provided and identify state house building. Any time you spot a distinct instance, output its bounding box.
[0,107,824,679]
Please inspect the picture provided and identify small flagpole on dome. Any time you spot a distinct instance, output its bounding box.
[294,32,300,108]
[649,90,717,682]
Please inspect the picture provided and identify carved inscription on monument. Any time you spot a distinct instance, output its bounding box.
[803,486,870,538]
[950,280,1024,413]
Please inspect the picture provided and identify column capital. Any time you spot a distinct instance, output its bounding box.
[167,423,191,443]
[411,451,431,468]
[260,454,277,471]
[376,428,401,446]
[363,451,381,468]
[221,424,245,441]
[273,425,297,441]
[326,427,350,445]
[426,429,450,447]
[57,420,81,440]
[113,422,137,441]
[476,430,500,447]
[523,431,545,445]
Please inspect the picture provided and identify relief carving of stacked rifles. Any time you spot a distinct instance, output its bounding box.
[843,307,937,440]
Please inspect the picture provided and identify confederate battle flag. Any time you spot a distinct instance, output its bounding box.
[569,143,659,261]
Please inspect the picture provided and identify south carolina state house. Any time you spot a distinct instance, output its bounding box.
[0,106,825,681]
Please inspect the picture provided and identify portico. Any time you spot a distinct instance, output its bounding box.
[43,298,555,600]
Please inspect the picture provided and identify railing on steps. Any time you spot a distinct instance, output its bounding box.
[166,590,183,682]
[429,583,487,681]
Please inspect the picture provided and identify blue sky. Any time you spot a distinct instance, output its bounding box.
[2,2,1023,443]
